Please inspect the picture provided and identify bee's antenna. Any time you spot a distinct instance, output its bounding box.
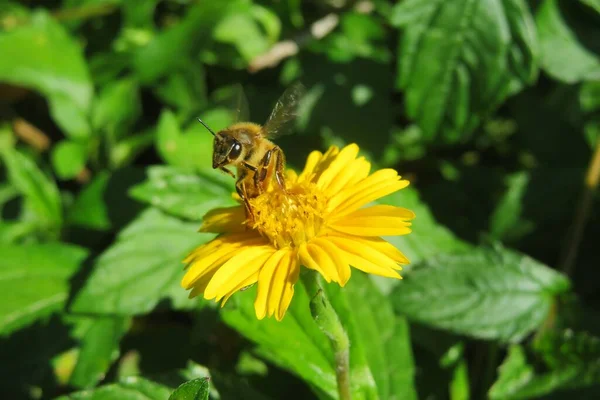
[197,117,216,136]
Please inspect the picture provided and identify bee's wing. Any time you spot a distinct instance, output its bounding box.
[262,82,305,139]
[230,83,250,123]
[212,84,250,123]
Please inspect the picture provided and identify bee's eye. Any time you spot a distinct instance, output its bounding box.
[229,142,242,159]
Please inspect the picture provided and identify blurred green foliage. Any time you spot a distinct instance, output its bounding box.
[0,0,599,399]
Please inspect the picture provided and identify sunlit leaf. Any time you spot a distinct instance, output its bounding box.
[0,11,92,138]
[391,246,570,342]
[1,148,62,233]
[51,140,88,180]
[0,243,88,335]
[69,316,130,389]
[57,376,172,400]
[129,166,234,221]
[71,208,212,315]
[536,0,600,83]
[169,377,210,400]
[392,0,538,142]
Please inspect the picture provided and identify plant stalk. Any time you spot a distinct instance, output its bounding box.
[302,271,351,400]
[560,138,600,276]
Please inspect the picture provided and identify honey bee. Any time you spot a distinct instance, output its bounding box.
[197,83,305,220]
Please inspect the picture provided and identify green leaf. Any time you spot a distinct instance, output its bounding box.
[0,11,92,138]
[393,0,538,142]
[169,377,210,400]
[490,333,600,399]
[581,0,600,13]
[0,243,88,335]
[69,316,130,389]
[57,376,172,400]
[129,166,235,221]
[155,108,233,170]
[51,140,88,180]
[1,148,63,232]
[391,246,571,342]
[133,2,235,83]
[67,169,146,233]
[489,172,535,242]
[91,78,141,140]
[213,4,274,62]
[223,283,337,398]
[536,0,600,83]
[223,272,417,399]
[325,272,418,400]
[71,208,212,315]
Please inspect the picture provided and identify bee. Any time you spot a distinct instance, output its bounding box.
[197,83,305,220]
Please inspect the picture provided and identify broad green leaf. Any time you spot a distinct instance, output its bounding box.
[111,130,155,168]
[133,2,235,83]
[213,4,275,62]
[489,172,535,242]
[0,243,88,335]
[69,316,130,389]
[169,377,210,400]
[581,0,600,13]
[1,148,62,232]
[391,247,571,342]
[392,0,538,142]
[0,11,92,138]
[67,169,146,232]
[580,81,600,113]
[325,272,418,400]
[67,172,112,231]
[223,272,417,399]
[51,140,88,180]
[91,78,140,140]
[536,0,600,83]
[155,108,233,170]
[129,166,235,221]
[71,208,212,315]
[153,65,208,115]
[490,334,600,399]
[57,376,172,400]
[223,283,337,398]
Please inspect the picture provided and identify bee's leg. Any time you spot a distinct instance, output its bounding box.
[220,166,235,178]
[236,179,254,223]
[253,149,273,193]
[273,146,286,191]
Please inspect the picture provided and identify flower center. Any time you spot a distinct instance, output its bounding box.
[249,182,327,249]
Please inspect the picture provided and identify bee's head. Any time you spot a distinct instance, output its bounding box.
[196,117,244,169]
[212,132,243,168]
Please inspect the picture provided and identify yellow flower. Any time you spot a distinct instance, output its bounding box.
[181,144,415,321]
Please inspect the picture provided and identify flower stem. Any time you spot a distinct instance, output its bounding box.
[560,137,600,276]
[302,271,351,400]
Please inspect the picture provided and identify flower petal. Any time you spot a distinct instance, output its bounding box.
[200,206,246,233]
[328,169,409,215]
[306,146,341,183]
[204,245,275,301]
[330,205,414,236]
[298,150,324,182]
[305,242,342,283]
[316,144,359,192]
[311,238,351,286]
[322,157,371,198]
[298,244,331,283]
[254,249,289,319]
[326,235,403,278]
[255,250,300,321]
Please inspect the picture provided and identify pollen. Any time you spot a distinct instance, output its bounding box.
[249,182,327,249]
